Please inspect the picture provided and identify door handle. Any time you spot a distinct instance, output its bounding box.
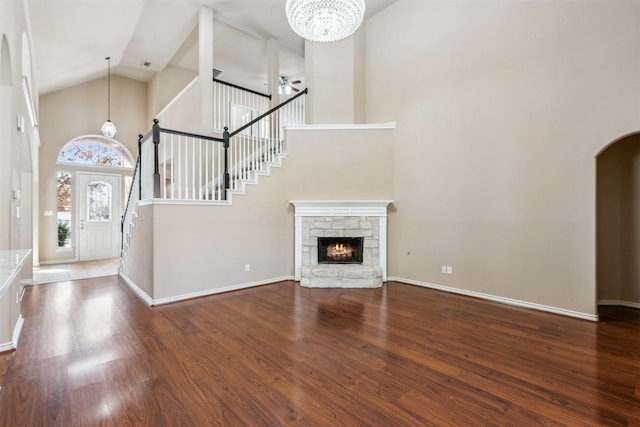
[80,219,85,230]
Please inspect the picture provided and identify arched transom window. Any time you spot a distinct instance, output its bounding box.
[57,136,134,168]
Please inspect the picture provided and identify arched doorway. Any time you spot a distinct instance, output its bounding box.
[596,132,640,311]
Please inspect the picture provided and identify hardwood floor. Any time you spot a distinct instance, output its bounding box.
[0,277,638,426]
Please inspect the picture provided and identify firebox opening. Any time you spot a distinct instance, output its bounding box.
[318,237,364,264]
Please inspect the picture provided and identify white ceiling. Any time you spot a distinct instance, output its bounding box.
[27,0,396,95]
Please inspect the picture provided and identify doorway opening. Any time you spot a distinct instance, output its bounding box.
[596,132,640,313]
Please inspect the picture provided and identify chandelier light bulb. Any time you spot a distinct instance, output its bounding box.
[286,0,366,43]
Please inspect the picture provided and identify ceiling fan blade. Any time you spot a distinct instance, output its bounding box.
[292,87,300,92]
[291,80,302,85]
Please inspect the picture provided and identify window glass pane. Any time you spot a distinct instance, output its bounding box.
[57,137,134,167]
[57,171,72,248]
[87,182,112,222]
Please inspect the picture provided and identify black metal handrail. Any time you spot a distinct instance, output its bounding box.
[158,126,224,142]
[120,134,144,255]
[121,87,308,255]
[120,87,308,263]
[229,88,308,138]
[213,78,271,100]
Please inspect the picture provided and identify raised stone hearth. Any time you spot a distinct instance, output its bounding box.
[290,201,392,288]
[301,266,383,288]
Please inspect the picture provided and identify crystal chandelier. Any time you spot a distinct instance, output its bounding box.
[101,56,117,138]
[285,0,366,43]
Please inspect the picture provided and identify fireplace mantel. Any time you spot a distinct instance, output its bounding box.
[290,200,392,284]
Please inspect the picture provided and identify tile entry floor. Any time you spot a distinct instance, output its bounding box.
[33,258,119,284]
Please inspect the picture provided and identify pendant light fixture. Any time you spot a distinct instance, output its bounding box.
[101,56,117,138]
[285,0,366,43]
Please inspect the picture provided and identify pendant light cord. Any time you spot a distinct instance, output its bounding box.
[106,56,111,121]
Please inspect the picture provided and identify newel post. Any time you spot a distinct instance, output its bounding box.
[137,133,143,200]
[223,126,230,201]
[152,119,161,198]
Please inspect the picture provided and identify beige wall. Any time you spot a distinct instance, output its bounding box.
[305,29,365,124]
[1,2,37,257]
[1,0,37,350]
[148,64,197,123]
[155,78,208,136]
[284,128,394,199]
[597,133,640,305]
[121,203,154,297]
[38,76,147,263]
[365,0,640,316]
[151,169,293,301]
[121,126,394,302]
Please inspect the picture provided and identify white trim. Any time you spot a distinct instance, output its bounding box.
[290,200,393,217]
[144,198,231,207]
[39,258,77,265]
[12,315,24,348]
[152,276,294,306]
[119,272,294,307]
[0,315,24,353]
[294,216,302,280]
[389,277,599,322]
[284,122,396,131]
[22,77,38,128]
[598,300,640,310]
[55,162,135,173]
[119,273,154,306]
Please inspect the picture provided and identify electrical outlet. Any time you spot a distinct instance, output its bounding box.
[441,266,447,274]
[446,266,453,275]
[245,264,251,272]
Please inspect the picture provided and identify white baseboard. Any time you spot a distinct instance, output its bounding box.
[119,273,294,307]
[388,277,599,322]
[118,273,153,306]
[598,300,640,310]
[0,315,24,353]
[12,315,24,348]
[39,258,77,265]
[152,276,295,306]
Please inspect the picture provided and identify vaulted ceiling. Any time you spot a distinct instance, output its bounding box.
[27,0,396,95]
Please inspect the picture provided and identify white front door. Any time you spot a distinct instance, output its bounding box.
[77,172,120,261]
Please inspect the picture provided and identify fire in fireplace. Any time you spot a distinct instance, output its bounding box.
[318,237,364,264]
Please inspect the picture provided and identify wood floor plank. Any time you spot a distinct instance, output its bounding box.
[1,277,639,425]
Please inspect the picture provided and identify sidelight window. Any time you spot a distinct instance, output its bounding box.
[56,171,72,248]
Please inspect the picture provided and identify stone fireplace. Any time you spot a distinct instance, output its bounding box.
[290,201,392,288]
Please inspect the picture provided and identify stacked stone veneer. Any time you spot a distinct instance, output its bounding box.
[300,216,383,288]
